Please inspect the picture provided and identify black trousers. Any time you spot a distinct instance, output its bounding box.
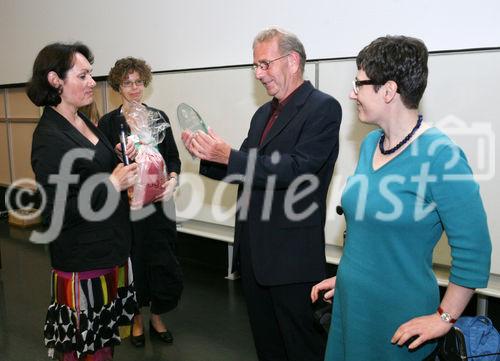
[131,211,183,315]
[239,235,326,361]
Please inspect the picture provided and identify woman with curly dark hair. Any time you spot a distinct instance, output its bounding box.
[98,57,183,348]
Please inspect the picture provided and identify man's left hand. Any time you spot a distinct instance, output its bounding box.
[190,128,232,165]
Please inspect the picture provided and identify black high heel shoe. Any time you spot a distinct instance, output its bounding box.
[149,321,173,344]
[130,317,145,347]
[131,332,145,347]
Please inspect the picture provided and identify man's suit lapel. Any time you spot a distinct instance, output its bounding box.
[259,81,314,149]
[253,104,271,147]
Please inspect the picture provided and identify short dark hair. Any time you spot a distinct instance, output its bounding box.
[26,42,94,107]
[356,35,428,109]
[107,57,152,92]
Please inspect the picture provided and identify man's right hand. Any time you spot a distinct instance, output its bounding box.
[181,129,196,156]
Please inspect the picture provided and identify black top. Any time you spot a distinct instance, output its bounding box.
[98,105,181,175]
[98,105,181,257]
[31,107,132,272]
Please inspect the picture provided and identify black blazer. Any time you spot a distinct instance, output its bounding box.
[31,107,132,272]
[98,105,181,176]
[98,105,181,262]
[201,81,342,286]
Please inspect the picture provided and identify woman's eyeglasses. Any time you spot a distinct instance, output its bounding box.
[121,80,144,88]
[352,79,378,94]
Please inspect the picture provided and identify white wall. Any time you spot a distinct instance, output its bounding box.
[1,1,498,274]
[317,51,500,272]
[1,0,500,84]
[131,50,500,274]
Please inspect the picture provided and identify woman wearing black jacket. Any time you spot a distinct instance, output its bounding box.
[28,42,138,361]
[98,57,183,347]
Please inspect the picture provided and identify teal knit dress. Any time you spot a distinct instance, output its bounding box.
[325,128,491,360]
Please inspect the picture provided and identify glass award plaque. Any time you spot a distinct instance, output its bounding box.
[176,103,208,133]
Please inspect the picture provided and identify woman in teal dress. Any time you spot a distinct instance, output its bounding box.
[311,36,491,360]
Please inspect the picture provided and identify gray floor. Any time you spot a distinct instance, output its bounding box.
[0,220,258,361]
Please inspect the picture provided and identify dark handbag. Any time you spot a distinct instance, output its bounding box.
[438,327,468,361]
[312,290,332,334]
[438,316,500,361]
[312,205,343,335]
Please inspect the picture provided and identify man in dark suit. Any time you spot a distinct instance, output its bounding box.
[182,27,342,361]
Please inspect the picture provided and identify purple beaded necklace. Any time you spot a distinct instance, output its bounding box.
[379,114,423,155]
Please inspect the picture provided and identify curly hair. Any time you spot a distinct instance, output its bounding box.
[107,57,152,92]
[26,42,94,107]
[356,35,428,109]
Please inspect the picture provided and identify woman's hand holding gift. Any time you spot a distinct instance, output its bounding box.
[114,137,138,162]
[153,174,178,203]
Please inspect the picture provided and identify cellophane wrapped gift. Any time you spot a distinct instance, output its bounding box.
[123,102,170,209]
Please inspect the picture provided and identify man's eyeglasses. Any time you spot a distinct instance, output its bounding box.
[352,79,379,95]
[121,79,144,88]
[252,54,290,72]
